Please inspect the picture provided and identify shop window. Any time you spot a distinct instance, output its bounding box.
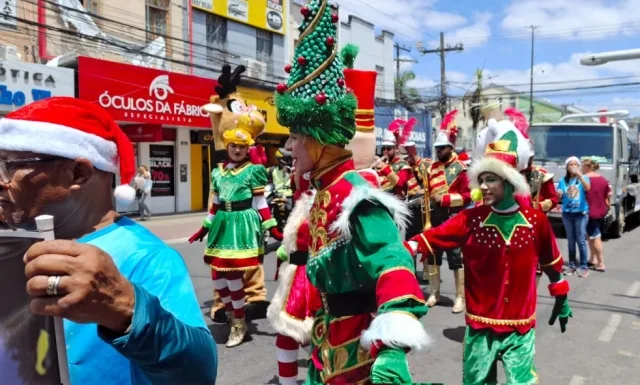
[206,13,228,65]
[146,0,170,42]
[256,29,274,75]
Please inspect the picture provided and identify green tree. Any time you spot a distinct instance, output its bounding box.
[395,70,420,112]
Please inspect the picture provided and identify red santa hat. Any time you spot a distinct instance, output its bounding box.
[0,97,137,204]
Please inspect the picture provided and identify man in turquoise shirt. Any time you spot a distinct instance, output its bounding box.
[0,97,217,385]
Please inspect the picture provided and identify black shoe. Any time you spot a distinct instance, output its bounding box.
[211,308,229,324]
[245,301,270,321]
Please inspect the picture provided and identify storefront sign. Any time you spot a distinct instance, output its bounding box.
[0,0,16,28]
[0,60,75,113]
[149,145,175,196]
[78,57,217,128]
[192,0,286,35]
[121,124,163,142]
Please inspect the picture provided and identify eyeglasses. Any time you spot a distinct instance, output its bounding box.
[0,157,61,184]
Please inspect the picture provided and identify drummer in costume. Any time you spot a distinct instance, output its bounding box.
[201,65,271,323]
[275,1,429,383]
[410,130,573,385]
[422,110,470,313]
[377,119,421,198]
[189,114,283,348]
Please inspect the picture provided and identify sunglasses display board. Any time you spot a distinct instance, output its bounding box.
[0,216,70,385]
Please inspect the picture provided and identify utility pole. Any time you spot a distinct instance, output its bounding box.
[394,43,414,101]
[528,25,538,123]
[417,32,463,118]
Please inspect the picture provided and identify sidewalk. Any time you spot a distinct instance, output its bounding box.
[132,211,206,243]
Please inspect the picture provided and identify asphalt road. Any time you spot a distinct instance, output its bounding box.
[146,215,640,385]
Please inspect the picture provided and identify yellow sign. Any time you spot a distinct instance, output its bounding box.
[192,0,286,35]
[237,86,289,136]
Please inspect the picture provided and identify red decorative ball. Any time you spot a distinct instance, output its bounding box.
[284,64,292,73]
[276,83,288,94]
[331,13,339,23]
[297,56,307,65]
[326,36,335,47]
[301,6,311,18]
[337,78,345,87]
[315,93,327,105]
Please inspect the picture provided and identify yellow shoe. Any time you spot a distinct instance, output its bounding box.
[226,317,248,348]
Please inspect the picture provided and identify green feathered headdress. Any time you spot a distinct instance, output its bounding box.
[274,0,356,145]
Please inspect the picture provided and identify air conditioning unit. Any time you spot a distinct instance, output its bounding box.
[244,58,267,81]
[0,43,19,61]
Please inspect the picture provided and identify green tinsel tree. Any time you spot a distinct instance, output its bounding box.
[275,0,356,145]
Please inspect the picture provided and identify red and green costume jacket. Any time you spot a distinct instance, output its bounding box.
[426,153,471,212]
[378,157,420,198]
[521,166,558,213]
[306,159,429,385]
[414,204,569,334]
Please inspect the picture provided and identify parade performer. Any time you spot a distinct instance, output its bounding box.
[267,169,321,385]
[410,130,572,384]
[377,119,421,198]
[189,114,283,348]
[402,140,432,189]
[275,1,429,383]
[203,64,270,323]
[422,110,470,312]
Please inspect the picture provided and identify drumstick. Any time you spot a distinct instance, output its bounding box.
[35,215,71,385]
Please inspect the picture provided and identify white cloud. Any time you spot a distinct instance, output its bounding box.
[429,12,492,49]
[399,55,416,72]
[446,71,469,83]
[334,0,467,41]
[502,0,640,41]
[407,75,437,89]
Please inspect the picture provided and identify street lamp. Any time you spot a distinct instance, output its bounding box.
[580,49,640,66]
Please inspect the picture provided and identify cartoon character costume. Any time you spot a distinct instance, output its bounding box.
[202,65,270,323]
[275,2,429,383]
[422,110,470,312]
[189,114,282,348]
[411,130,573,385]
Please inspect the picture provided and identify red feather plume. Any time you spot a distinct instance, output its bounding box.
[399,117,417,146]
[504,108,529,138]
[440,110,459,131]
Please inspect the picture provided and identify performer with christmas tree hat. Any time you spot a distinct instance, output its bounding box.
[275,1,429,383]
[189,114,283,348]
[410,129,573,385]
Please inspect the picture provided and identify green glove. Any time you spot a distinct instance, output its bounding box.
[549,295,572,333]
[276,245,288,262]
[370,348,412,385]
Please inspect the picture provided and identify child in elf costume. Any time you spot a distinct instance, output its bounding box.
[189,114,283,348]
[410,129,573,384]
[275,1,429,384]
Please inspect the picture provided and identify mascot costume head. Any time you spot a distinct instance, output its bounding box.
[203,64,267,165]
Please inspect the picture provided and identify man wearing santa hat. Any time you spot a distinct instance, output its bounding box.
[0,97,217,385]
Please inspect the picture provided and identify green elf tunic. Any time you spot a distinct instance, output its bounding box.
[205,161,277,271]
[305,159,429,385]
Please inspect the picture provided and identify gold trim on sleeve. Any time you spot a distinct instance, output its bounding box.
[540,255,562,267]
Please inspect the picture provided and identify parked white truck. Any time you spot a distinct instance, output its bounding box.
[529,110,640,238]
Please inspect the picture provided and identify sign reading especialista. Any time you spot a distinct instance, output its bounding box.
[0,60,75,113]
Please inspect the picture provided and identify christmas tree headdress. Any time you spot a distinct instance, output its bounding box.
[275,0,357,145]
[468,130,530,196]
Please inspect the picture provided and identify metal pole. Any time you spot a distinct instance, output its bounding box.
[440,32,446,118]
[529,26,537,123]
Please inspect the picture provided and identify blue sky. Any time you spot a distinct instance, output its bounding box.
[336,0,640,116]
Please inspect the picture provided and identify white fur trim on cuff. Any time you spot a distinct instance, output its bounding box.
[0,118,118,173]
[468,157,530,196]
[329,185,410,239]
[360,312,431,352]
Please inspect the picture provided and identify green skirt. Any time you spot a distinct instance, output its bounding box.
[205,208,265,271]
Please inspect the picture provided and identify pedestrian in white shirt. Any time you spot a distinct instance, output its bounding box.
[134,166,153,220]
